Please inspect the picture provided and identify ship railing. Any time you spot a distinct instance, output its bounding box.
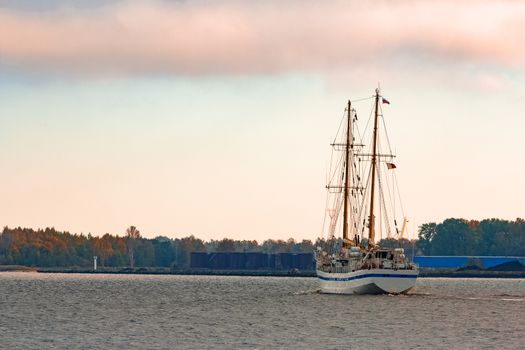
[318,263,417,273]
[318,266,353,274]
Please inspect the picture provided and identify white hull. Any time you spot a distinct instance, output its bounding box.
[317,268,418,294]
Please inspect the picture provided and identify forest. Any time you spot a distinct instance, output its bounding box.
[0,218,523,268]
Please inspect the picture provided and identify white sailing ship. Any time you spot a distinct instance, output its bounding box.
[316,88,418,294]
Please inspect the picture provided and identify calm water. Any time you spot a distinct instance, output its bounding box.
[0,273,523,349]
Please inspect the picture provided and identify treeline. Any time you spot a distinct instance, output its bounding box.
[0,226,317,268]
[415,218,525,256]
[1,217,523,268]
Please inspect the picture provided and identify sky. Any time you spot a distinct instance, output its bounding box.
[0,0,524,241]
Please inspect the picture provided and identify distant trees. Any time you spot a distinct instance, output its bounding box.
[215,238,236,252]
[0,227,93,267]
[0,229,13,263]
[261,239,296,253]
[171,235,205,268]
[430,219,476,255]
[0,227,322,269]
[153,236,174,267]
[0,218,524,269]
[416,218,525,256]
[125,226,141,268]
[416,223,436,254]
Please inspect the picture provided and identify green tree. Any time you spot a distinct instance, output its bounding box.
[417,223,436,254]
[430,219,477,255]
[153,238,174,267]
[477,219,510,255]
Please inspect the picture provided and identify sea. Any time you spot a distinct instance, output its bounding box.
[0,273,523,349]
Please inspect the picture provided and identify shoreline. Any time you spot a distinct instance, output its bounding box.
[0,265,38,272]
[2,265,524,278]
[29,267,525,278]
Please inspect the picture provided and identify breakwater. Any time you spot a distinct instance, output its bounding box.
[36,267,316,277]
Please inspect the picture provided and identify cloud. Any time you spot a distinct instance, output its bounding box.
[1,0,524,76]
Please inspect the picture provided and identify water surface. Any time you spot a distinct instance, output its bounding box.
[0,273,523,349]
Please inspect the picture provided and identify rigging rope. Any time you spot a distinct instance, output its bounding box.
[321,95,410,245]
[350,95,375,103]
[378,102,394,154]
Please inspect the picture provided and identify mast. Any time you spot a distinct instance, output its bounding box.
[342,100,352,247]
[368,89,380,246]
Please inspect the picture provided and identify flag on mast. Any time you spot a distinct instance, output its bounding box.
[386,162,396,169]
[382,97,390,104]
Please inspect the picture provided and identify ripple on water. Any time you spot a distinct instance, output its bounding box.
[0,273,523,349]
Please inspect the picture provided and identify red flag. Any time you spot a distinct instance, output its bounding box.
[382,97,390,104]
[386,163,396,169]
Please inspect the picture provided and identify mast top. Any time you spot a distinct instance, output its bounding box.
[342,99,352,247]
[368,89,380,247]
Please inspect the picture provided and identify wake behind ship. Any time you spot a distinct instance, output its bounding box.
[315,88,418,294]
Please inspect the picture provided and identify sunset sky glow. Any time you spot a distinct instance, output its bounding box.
[1,0,524,241]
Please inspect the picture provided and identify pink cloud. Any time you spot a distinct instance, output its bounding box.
[0,0,524,75]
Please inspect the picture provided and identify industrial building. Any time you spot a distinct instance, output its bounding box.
[190,252,315,270]
[191,253,524,271]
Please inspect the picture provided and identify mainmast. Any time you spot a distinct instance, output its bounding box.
[368,89,380,246]
[342,100,352,247]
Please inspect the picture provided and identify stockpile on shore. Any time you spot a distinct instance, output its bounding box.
[415,256,525,277]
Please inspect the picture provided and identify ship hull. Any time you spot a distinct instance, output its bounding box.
[317,268,418,295]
